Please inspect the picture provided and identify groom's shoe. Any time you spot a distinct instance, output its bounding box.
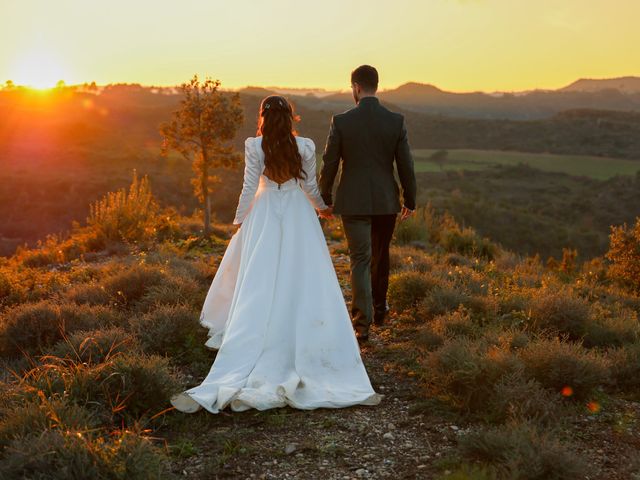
[354,325,370,344]
[356,330,369,344]
[374,304,390,326]
[373,311,386,326]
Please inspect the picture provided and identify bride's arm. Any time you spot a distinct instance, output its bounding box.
[232,137,262,225]
[301,138,329,211]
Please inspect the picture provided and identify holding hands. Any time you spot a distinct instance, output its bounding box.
[318,205,334,219]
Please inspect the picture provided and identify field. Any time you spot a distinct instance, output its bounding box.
[412,149,640,180]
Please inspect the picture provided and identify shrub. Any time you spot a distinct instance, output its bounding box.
[582,303,640,348]
[65,283,113,306]
[103,264,168,308]
[0,399,96,449]
[415,325,446,351]
[394,204,440,246]
[608,343,640,394]
[519,338,609,400]
[458,423,586,480]
[0,428,167,480]
[389,246,433,273]
[135,276,205,312]
[48,328,139,364]
[87,172,160,244]
[0,270,24,306]
[26,352,179,420]
[606,217,640,293]
[388,271,442,313]
[490,372,562,425]
[129,304,208,363]
[528,288,591,340]
[423,337,523,414]
[0,302,120,358]
[430,306,479,338]
[440,225,497,260]
[418,285,470,318]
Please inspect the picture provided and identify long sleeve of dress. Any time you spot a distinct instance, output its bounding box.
[233,137,263,225]
[301,138,328,211]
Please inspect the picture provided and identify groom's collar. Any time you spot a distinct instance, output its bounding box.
[357,96,379,105]
[357,96,379,108]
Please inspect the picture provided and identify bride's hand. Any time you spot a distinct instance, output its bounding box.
[318,206,334,219]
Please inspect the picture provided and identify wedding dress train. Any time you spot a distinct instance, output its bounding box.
[170,135,383,413]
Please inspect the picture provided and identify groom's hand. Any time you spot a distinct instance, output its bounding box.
[400,206,414,221]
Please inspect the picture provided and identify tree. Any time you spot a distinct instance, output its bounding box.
[3,80,14,90]
[160,75,244,236]
[429,149,448,171]
[605,217,640,293]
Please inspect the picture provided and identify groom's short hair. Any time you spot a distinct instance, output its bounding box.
[351,65,378,92]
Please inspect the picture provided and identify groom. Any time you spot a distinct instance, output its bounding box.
[319,65,417,343]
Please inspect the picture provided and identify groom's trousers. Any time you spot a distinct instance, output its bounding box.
[341,213,397,334]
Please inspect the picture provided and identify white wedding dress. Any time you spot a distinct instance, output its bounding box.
[170,135,383,413]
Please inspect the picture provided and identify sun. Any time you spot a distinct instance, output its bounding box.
[10,49,71,89]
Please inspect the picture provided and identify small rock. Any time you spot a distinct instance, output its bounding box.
[383,432,395,440]
[284,443,297,455]
[450,425,459,431]
[387,423,396,430]
[355,468,368,477]
[417,465,427,469]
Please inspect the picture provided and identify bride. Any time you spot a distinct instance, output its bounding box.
[170,95,384,414]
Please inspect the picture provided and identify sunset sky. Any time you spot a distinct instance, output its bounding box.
[1,0,638,92]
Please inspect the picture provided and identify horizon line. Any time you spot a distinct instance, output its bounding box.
[3,75,639,95]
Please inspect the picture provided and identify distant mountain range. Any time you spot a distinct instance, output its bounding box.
[239,76,640,121]
[560,77,640,94]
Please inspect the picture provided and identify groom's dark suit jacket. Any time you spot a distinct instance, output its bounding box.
[319,96,417,215]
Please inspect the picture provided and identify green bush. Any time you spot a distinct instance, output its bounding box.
[135,276,205,312]
[418,285,471,318]
[528,288,591,340]
[440,225,497,260]
[65,283,113,306]
[0,399,96,449]
[48,328,139,364]
[26,352,179,420]
[582,303,640,348]
[605,217,640,293]
[0,301,120,358]
[608,343,640,394]
[423,337,523,414]
[87,172,160,244]
[430,306,479,338]
[458,423,586,480]
[490,372,562,425]
[129,304,208,364]
[519,338,609,400]
[0,428,167,480]
[389,246,433,273]
[103,264,168,308]
[388,271,441,313]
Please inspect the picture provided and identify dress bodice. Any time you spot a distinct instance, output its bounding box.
[233,136,327,224]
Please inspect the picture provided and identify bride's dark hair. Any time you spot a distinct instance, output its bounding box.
[257,95,306,184]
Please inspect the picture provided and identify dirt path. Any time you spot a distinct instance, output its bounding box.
[168,325,463,479]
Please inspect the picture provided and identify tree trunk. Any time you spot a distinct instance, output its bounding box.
[201,151,211,237]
